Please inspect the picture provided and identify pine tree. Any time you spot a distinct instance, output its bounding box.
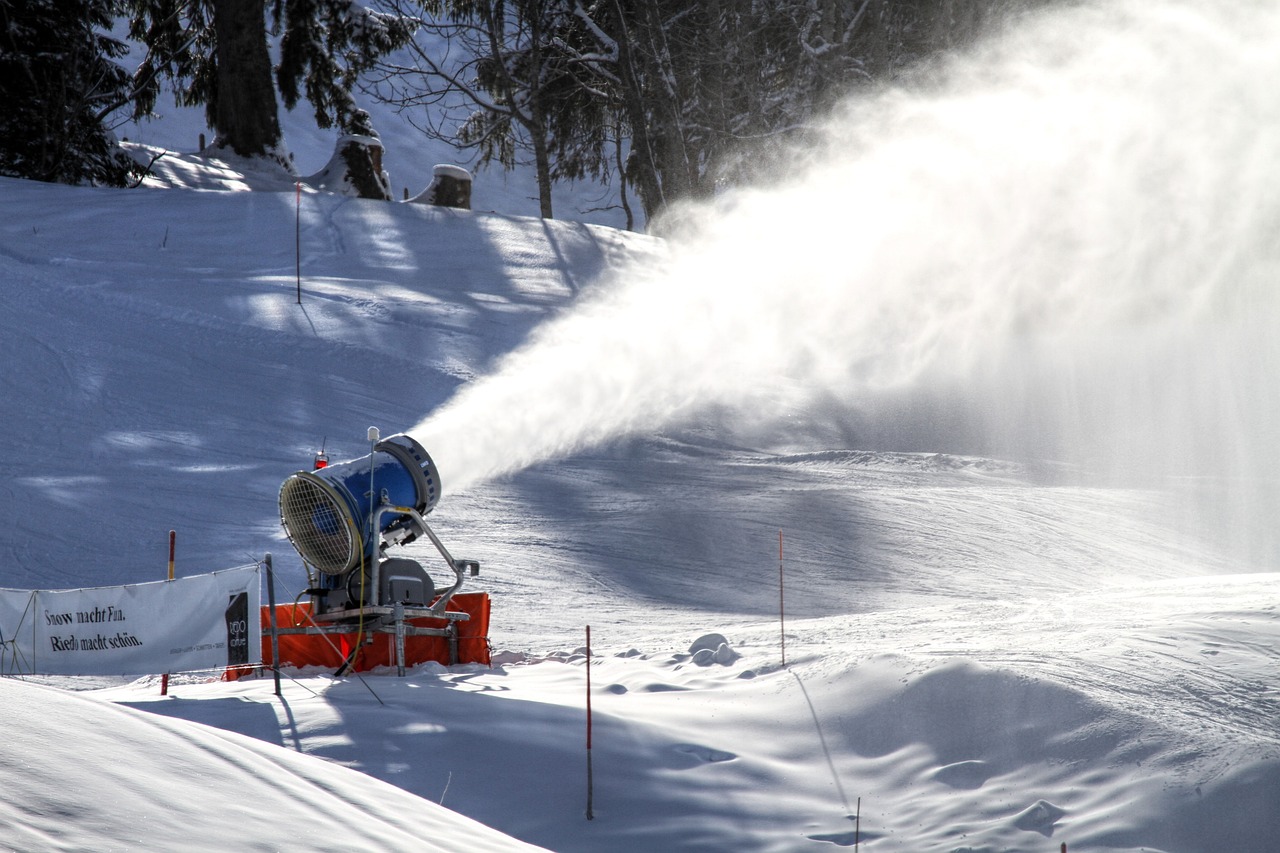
[277,0,417,132]
[371,0,614,220]
[126,0,415,164]
[454,0,616,219]
[0,0,145,186]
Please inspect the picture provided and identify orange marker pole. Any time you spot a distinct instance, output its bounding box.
[160,530,175,695]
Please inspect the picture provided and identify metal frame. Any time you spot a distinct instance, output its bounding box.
[267,505,474,676]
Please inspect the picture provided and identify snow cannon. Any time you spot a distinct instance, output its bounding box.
[278,428,477,617]
[279,432,438,576]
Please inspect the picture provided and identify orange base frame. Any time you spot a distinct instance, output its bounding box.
[258,592,491,672]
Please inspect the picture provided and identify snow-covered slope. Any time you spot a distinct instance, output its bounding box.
[0,172,652,591]
[5,147,1278,853]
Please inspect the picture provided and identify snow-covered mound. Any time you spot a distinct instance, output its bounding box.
[98,582,1280,853]
[2,677,547,851]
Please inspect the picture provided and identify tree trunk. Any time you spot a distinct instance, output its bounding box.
[527,7,553,219]
[528,82,553,218]
[637,1,697,204]
[610,0,664,220]
[210,0,282,159]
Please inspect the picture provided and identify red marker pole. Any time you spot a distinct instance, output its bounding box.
[160,530,176,695]
[585,625,594,820]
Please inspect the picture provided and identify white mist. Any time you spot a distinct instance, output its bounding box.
[411,0,1280,561]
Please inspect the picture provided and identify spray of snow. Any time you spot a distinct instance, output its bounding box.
[410,0,1280,557]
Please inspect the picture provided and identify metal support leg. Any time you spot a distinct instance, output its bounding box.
[265,553,281,696]
[394,601,406,677]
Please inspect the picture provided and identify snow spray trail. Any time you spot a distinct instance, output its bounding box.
[411,0,1280,560]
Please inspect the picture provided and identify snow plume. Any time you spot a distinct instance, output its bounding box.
[411,0,1280,557]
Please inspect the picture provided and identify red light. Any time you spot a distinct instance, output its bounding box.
[313,453,329,470]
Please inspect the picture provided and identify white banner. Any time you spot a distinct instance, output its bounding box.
[0,566,260,676]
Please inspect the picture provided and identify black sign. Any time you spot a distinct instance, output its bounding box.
[225,592,250,666]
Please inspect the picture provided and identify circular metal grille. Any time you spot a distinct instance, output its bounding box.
[279,474,358,575]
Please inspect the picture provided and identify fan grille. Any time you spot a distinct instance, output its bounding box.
[279,474,358,575]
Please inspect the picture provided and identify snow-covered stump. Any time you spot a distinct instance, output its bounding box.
[409,164,472,210]
[308,134,392,201]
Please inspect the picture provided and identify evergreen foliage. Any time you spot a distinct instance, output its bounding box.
[368,0,612,219]
[0,0,145,186]
[125,0,415,159]
[0,0,1047,214]
[276,0,416,131]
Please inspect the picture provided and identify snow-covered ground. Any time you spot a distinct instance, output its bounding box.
[4,2,1280,850]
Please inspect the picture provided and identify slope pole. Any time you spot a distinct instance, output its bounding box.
[160,529,175,695]
[295,182,302,304]
[264,553,281,697]
[779,530,786,667]
[586,624,594,820]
